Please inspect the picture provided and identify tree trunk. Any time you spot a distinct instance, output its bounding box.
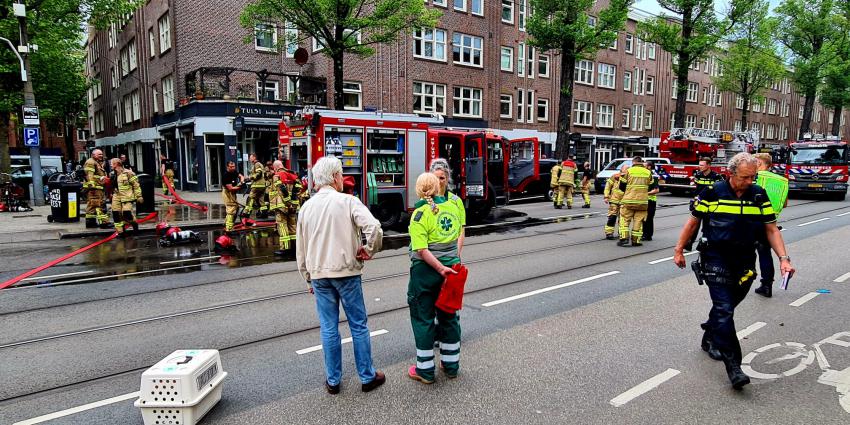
[741,97,750,131]
[0,112,10,174]
[331,49,345,110]
[64,119,75,162]
[799,90,816,139]
[832,106,842,136]
[674,7,694,128]
[555,45,576,161]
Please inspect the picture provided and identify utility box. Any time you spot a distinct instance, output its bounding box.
[135,349,227,425]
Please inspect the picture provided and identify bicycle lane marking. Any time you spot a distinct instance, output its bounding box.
[835,272,850,283]
[741,342,815,380]
[737,322,766,340]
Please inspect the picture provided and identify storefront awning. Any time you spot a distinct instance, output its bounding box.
[95,127,160,147]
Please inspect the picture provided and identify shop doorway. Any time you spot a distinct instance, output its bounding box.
[594,148,612,170]
[206,134,225,191]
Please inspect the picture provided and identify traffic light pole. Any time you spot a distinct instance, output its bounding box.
[17,4,44,206]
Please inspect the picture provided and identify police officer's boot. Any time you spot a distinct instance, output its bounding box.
[700,331,723,361]
[725,361,751,390]
[754,283,772,298]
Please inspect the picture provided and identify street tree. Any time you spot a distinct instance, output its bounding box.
[711,0,784,131]
[240,0,440,110]
[775,0,846,139]
[639,0,750,128]
[527,0,631,160]
[818,4,850,137]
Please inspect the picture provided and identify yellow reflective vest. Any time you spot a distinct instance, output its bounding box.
[619,165,652,207]
[250,162,266,188]
[84,158,106,190]
[604,176,625,204]
[115,170,142,203]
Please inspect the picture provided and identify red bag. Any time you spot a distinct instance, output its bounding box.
[435,263,468,314]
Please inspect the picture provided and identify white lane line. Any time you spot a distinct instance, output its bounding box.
[160,255,220,265]
[609,368,680,408]
[836,211,850,217]
[790,292,820,307]
[482,271,620,307]
[798,217,830,227]
[13,391,140,425]
[780,227,788,232]
[737,322,767,340]
[21,270,94,282]
[296,329,389,355]
[648,251,697,265]
[834,272,850,283]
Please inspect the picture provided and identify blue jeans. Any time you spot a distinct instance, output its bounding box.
[311,276,377,386]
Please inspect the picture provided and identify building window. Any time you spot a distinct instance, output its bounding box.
[597,63,616,89]
[798,105,804,119]
[525,90,534,123]
[413,81,446,114]
[575,60,594,85]
[256,80,280,101]
[113,102,119,127]
[162,75,174,112]
[538,55,549,77]
[736,95,744,109]
[518,0,526,31]
[687,82,698,102]
[471,0,483,15]
[313,29,361,51]
[686,114,696,128]
[110,67,117,88]
[128,39,137,71]
[500,46,513,72]
[622,108,630,128]
[645,76,654,95]
[501,0,513,23]
[453,86,482,118]
[284,26,298,57]
[433,0,447,6]
[342,82,362,110]
[597,104,614,128]
[132,90,141,122]
[526,46,535,78]
[123,94,133,125]
[767,124,775,139]
[454,0,466,11]
[148,29,156,58]
[648,43,656,60]
[517,43,525,76]
[451,33,483,67]
[500,94,512,118]
[120,47,129,77]
[537,99,549,122]
[610,37,618,50]
[700,117,706,128]
[624,71,632,91]
[672,80,677,99]
[753,100,761,113]
[625,34,633,54]
[158,13,171,54]
[414,28,447,61]
[574,101,592,126]
[768,99,778,115]
[255,23,277,51]
[644,111,653,130]
[152,85,159,114]
[734,120,742,131]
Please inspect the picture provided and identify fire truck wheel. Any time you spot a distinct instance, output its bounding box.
[372,199,402,229]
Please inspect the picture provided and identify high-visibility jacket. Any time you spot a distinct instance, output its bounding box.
[408,196,463,266]
[648,174,659,202]
[269,172,290,211]
[84,158,107,190]
[558,160,576,186]
[604,177,625,204]
[250,162,266,188]
[619,164,652,207]
[692,181,776,248]
[115,170,142,203]
[693,169,723,196]
[550,164,562,188]
[756,170,789,219]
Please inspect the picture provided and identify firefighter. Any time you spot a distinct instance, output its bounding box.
[221,161,243,232]
[407,172,464,384]
[242,154,266,219]
[580,161,594,208]
[556,157,577,209]
[618,157,656,246]
[550,162,562,209]
[270,161,294,256]
[83,149,112,229]
[109,158,143,236]
[603,164,628,239]
[160,154,175,196]
[263,160,275,219]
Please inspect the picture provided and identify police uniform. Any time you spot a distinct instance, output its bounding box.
[408,196,463,382]
[221,169,241,231]
[692,181,775,383]
[556,160,577,208]
[550,163,562,208]
[580,168,594,208]
[618,164,655,245]
[83,157,111,228]
[693,169,724,197]
[603,175,624,239]
[161,159,175,195]
[243,161,267,218]
[644,170,659,241]
[112,169,142,234]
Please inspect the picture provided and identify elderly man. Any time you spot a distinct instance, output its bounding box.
[674,152,794,389]
[296,156,385,395]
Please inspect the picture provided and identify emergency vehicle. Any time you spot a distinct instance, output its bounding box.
[277,108,541,227]
[777,135,849,200]
[656,127,757,195]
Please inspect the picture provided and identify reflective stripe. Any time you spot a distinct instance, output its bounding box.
[441,354,460,363]
[416,349,434,358]
[439,341,460,351]
[417,360,435,369]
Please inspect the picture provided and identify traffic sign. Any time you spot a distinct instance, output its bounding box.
[22,106,39,126]
[23,127,40,147]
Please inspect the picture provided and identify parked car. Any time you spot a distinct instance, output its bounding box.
[11,166,59,199]
[594,157,671,194]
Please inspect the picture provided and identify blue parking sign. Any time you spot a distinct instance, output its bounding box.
[23,127,39,147]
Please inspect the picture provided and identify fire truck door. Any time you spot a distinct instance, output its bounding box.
[507,138,539,192]
[464,133,486,199]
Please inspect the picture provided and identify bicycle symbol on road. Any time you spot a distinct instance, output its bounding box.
[741,331,850,414]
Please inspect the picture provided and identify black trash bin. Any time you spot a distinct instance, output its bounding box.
[136,173,156,214]
[46,175,82,223]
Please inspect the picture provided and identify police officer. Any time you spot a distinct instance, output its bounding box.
[243,154,266,219]
[603,164,628,240]
[83,149,112,229]
[550,161,563,209]
[109,158,143,235]
[160,154,175,196]
[686,157,725,249]
[221,161,243,232]
[674,153,794,390]
[753,153,789,298]
[580,161,594,208]
[618,157,655,246]
[643,161,660,241]
[557,157,577,209]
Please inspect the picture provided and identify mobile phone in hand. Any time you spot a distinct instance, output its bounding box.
[780,273,791,290]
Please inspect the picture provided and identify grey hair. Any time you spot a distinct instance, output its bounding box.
[429,158,454,185]
[727,152,758,176]
[272,160,283,169]
[312,156,342,187]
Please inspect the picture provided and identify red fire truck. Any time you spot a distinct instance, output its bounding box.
[277,108,540,227]
[656,127,757,195]
[777,136,849,200]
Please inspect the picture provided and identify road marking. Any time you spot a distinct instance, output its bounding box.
[834,272,850,283]
[482,271,620,307]
[790,292,820,307]
[13,391,140,425]
[797,217,830,227]
[609,368,680,407]
[836,211,850,217]
[296,329,389,355]
[648,251,697,265]
[160,255,220,265]
[21,270,94,282]
[737,322,767,340]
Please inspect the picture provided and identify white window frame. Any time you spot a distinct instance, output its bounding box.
[120,47,129,77]
[573,100,593,126]
[644,111,653,130]
[313,29,361,52]
[454,0,466,12]
[342,81,363,111]
[470,0,483,15]
[735,120,742,132]
[538,54,549,77]
[517,89,525,123]
[645,76,654,95]
[255,23,278,52]
[597,104,614,128]
[518,0,527,31]
[500,94,512,118]
[525,90,534,123]
[575,60,594,86]
[500,46,513,72]
[597,63,616,89]
[648,43,656,60]
[413,81,446,115]
[128,39,137,71]
[624,71,632,92]
[517,43,525,76]
[284,25,298,58]
[162,75,175,113]
[132,90,141,121]
[622,108,630,128]
[433,0,447,6]
[123,94,133,125]
[501,0,513,23]
[152,86,159,114]
[687,82,698,103]
[526,45,535,78]
[414,28,447,62]
[158,13,171,54]
[686,114,696,128]
[148,29,156,58]
[256,80,280,101]
[610,37,618,50]
[537,98,549,122]
[672,80,677,99]
[451,32,483,68]
[625,34,634,54]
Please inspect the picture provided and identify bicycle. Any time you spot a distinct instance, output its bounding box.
[741,331,850,414]
[0,172,33,212]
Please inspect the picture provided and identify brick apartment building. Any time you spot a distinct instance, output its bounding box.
[85,0,850,191]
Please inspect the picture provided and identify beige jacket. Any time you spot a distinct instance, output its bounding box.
[296,186,383,281]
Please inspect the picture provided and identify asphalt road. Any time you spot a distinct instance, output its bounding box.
[1,193,848,424]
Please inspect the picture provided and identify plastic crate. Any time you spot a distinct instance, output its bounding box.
[135,349,228,425]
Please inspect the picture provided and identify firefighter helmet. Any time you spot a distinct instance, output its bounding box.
[165,226,181,238]
[214,234,236,252]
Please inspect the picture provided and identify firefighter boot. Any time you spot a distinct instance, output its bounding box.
[631,237,642,247]
[605,233,615,240]
[617,238,630,247]
[86,218,97,228]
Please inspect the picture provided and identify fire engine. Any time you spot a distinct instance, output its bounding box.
[776,135,849,200]
[277,108,541,227]
[656,127,757,195]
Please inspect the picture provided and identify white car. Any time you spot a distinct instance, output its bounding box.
[594,157,670,193]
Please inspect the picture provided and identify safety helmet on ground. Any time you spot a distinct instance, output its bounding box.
[215,234,236,251]
[165,226,182,238]
[155,222,169,235]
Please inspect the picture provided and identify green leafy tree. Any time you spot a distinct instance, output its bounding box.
[240,0,440,110]
[639,0,750,128]
[527,0,631,160]
[775,0,846,138]
[712,0,784,131]
[818,4,850,136]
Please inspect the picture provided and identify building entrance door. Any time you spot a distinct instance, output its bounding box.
[206,144,225,191]
[594,148,612,171]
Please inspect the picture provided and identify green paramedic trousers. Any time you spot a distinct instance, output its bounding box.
[408,262,461,380]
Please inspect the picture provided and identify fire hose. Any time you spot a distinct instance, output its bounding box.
[162,178,209,212]
[0,212,158,290]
